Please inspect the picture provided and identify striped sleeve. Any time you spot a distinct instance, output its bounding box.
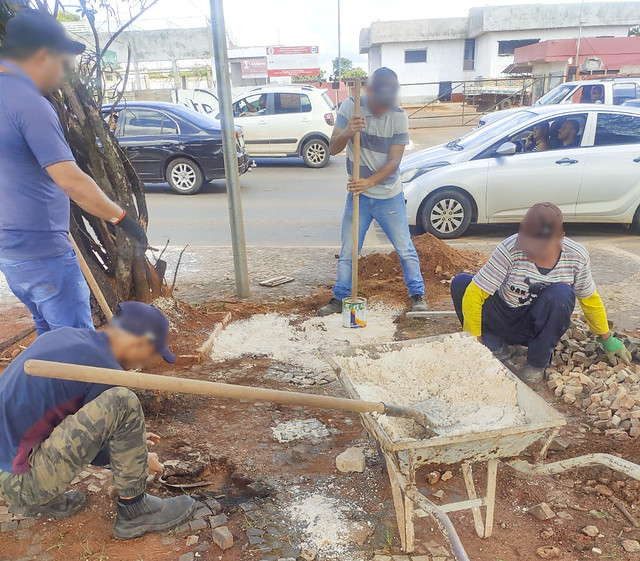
[335,97,353,130]
[573,254,597,299]
[391,110,409,146]
[472,242,514,295]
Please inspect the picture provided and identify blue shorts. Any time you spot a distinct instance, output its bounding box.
[0,250,93,335]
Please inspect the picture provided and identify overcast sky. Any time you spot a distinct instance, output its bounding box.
[99,0,635,69]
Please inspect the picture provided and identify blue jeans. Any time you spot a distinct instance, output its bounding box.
[450,273,575,368]
[333,192,425,301]
[0,250,93,335]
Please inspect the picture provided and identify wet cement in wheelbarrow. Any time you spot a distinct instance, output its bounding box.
[334,333,527,441]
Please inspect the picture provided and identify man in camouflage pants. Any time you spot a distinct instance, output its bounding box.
[0,302,196,540]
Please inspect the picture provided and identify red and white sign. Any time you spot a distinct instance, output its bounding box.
[240,58,268,79]
[266,46,320,77]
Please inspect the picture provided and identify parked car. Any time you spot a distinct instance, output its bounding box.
[401,104,640,238]
[229,85,336,168]
[479,78,640,127]
[102,101,251,194]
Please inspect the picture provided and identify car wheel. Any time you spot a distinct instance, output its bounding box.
[302,138,329,168]
[498,98,512,110]
[166,158,203,195]
[420,190,472,239]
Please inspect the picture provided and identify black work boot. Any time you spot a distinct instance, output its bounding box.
[113,493,196,540]
[10,491,87,520]
[317,298,342,317]
[410,295,429,312]
[518,365,546,384]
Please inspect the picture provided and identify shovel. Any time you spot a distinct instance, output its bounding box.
[24,360,439,436]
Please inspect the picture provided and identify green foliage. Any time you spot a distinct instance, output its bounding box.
[342,67,367,79]
[292,69,326,83]
[332,56,353,75]
[57,10,81,22]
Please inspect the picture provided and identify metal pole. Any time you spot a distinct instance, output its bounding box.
[209,0,250,298]
[336,0,342,105]
[575,0,585,81]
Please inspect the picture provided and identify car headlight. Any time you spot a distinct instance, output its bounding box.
[400,162,450,184]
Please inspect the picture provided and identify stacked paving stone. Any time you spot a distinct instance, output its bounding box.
[546,318,640,440]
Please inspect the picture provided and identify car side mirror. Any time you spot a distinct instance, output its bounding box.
[496,141,517,156]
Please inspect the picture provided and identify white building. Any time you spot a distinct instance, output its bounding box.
[359,2,640,103]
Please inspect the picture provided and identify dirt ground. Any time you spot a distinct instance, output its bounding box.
[2,237,640,561]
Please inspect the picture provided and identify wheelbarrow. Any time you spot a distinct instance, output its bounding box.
[325,335,640,561]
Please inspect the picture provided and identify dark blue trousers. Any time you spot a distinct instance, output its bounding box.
[450,273,575,368]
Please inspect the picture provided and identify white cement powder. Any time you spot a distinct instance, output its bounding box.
[335,333,526,440]
[210,306,401,373]
[271,418,331,443]
[286,492,370,560]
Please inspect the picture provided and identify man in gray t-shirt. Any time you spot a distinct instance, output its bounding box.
[318,67,427,316]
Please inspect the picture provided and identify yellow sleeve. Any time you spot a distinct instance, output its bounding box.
[578,291,609,335]
[461,281,491,337]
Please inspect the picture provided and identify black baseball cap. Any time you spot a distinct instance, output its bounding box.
[515,202,564,255]
[370,67,400,107]
[3,8,86,56]
[111,302,176,363]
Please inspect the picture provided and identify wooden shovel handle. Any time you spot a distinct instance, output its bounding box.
[70,235,113,320]
[24,360,386,416]
[351,79,362,302]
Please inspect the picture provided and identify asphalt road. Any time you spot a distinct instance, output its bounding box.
[145,126,640,257]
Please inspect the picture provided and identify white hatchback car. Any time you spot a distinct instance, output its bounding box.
[402,104,640,238]
[230,85,336,168]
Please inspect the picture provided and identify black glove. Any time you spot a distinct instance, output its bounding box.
[116,213,148,254]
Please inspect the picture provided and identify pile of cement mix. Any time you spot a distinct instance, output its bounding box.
[335,333,526,441]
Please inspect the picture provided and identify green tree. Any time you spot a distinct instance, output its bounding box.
[342,67,367,79]
[332,56,353,76]
[57,10,81,22]
[292,69,326,83]
[630,25,640,37]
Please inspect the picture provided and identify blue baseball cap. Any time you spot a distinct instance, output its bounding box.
[4,8,86,55]
[111,302,175,363]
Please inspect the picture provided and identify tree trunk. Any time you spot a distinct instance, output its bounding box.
[0,1,163,323]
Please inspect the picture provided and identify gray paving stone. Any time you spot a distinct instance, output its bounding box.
[209,514,227,528]
[175,522,191,533]
[13,529,31,540]
[161,536,177,546]
[282,547,301,558]
[194,541,210,553]
[193,505,211,519]
[247,528,265,537]
[178,553,194,561]
[26,544,41,556]
[204,499,221,514]
[189,518,208,531]
[248,535,264,546]
[1,520,18,532]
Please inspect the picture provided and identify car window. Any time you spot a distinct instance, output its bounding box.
[121,109,177,136]
[450,111,535,151]
[103,110,124,136]
[612,83,640,106]
[594,113,640,146]
[273,93,312,114]
[535,84,576,106]
[322,91,336,110]
[234,94,267,117]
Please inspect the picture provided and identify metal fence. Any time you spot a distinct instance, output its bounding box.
[401,75,553,128]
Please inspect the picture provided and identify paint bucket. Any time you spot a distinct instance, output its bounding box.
[342,297,367,328]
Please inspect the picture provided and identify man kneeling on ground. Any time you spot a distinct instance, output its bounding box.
[450,202,631,383]
[0,302,196,539]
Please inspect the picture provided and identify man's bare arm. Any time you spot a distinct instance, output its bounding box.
[46,161,123,220]
[329,116,366,155]
[347,144,405,195]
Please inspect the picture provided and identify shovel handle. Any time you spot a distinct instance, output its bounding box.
[351,79,362,302]
[24,360,387,416]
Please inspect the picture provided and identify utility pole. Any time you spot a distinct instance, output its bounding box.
[209,0,250,298]
[574,0,585,81]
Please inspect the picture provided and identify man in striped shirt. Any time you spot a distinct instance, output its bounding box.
[451,203,630,383]
[317,67,427,316]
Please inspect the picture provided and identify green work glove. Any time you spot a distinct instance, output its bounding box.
[598,335,632,366]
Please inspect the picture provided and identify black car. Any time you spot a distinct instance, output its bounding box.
[102,101,251,194]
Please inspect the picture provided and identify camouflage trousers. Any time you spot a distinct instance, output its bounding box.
[0,387,149,508]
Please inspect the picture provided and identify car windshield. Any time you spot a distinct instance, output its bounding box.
[446,111,536,150]
[534,84,576,106]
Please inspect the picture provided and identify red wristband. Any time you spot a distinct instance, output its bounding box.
[110,209,126,225]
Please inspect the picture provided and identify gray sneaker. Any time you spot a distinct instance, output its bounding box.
[492,345,512,362]
[410,295,429,312]
[11,491,87,520]
[317,298,342,317]
[113,493,196,540]
[518,365,545,383]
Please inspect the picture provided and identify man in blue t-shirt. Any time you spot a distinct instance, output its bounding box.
[0,302,197,539]
[0,9,148,334]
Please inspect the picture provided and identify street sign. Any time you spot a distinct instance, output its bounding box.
[241,58,268,79]
[266,46,320,77]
